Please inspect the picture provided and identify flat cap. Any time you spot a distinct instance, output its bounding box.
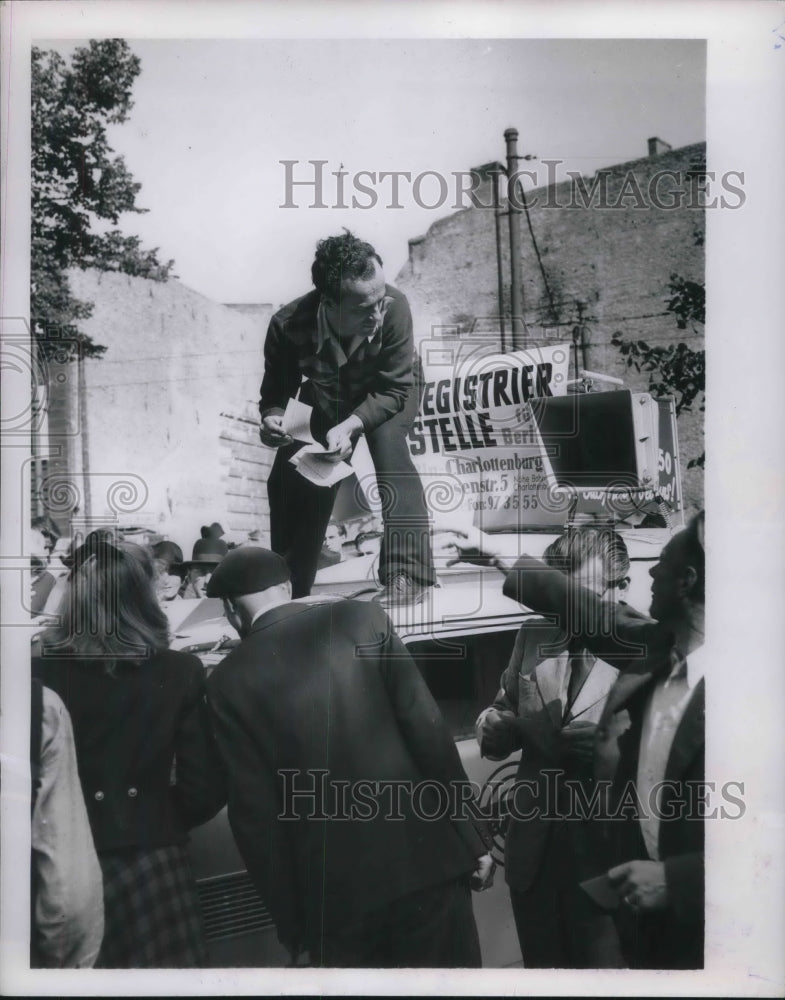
[205,547,290,599]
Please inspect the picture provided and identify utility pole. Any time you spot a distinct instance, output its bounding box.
[77,343,91,522]
[575,299,588,376]
[504,128,525,350]
[490,162,506,352]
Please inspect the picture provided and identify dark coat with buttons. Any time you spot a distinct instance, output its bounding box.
[32,649,226,852]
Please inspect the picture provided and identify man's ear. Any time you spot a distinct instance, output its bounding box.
[682,565,698,599]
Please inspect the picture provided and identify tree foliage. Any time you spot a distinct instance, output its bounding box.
[31,40,174,361]
[612,273,705,469]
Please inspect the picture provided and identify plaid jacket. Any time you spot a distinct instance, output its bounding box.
[259,285,414,433]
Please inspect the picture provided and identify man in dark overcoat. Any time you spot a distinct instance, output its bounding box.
[205,547,493,967]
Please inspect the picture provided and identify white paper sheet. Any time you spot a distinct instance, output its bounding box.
[290,443,354,487]
[281,397,317,444]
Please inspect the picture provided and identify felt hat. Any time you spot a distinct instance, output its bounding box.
[180,536,228,568]
[205,547,290,599]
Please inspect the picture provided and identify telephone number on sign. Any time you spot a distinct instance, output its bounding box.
[468,495,539,511]
[502,494,539,511]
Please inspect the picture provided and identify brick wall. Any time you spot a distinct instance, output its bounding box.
[396,142,706,513]
[219,404,276,544]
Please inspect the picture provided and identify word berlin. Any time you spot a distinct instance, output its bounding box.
[280,159,746,211]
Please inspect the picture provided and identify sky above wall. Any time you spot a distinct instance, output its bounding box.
[40,38,705,307]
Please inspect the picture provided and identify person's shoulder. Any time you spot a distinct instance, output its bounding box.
[337,597,392,633]
[517,620,567,664]
[383,284,412,316]
[148,647,205,680]
[31,649,70,685]
[286,596,387,632]
[384,284,409,303]
[40,683,70,732]
[271,290,320,326]
[280,597,370,631]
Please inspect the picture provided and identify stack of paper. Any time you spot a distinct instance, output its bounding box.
[282,397,354,488]
[289,444,354,487]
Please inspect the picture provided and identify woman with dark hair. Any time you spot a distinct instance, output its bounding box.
[33,539,226,968]
[151,540,185,603]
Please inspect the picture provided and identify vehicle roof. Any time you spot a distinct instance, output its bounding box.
[167,525,669,650]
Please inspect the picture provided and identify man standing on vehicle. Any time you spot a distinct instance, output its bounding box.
[448,513,705,969]
[259,230,434,605]
[204,546,493,968]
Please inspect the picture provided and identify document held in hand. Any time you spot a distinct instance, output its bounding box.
[289,444,354,487]
[281,397,317,445]
[282,398,354,487]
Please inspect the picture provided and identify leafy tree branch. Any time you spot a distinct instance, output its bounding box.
[32,40,175,362]
[612,273,705,469]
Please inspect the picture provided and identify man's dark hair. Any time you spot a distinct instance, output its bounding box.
[32,515,60,551]
[681,510,705,603]
[355,529,383,554]
[311,230,383,301]
[544,524,630,590]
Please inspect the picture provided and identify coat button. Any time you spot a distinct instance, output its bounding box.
[127,787,138,798]
[94,790,104,801]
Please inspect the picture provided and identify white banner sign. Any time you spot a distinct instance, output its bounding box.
[408,341,572,527]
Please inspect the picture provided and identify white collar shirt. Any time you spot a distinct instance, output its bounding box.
[636,645,707,860]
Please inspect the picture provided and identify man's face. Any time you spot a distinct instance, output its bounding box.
[223,598,246,638]
[29,529,49,577]
[188,565,212,597]
[326,259,387,337]
[324,524,343,554]
[154,560,182,600]
[569,553,606,597]
[648,532,689,622]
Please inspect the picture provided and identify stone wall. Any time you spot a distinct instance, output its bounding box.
[42,269,274,550]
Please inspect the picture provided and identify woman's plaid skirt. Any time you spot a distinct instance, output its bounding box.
[95,844,207,968]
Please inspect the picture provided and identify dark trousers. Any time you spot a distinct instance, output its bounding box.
[615,906,704,970]
[311,877,481,968]
[267,387,434,598]
[509,822,625,969]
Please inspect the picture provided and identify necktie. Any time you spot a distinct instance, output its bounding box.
[566,648,592,713]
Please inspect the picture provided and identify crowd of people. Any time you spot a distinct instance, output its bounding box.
[26,232,704,971]
[27,510,705,971]
[29,513,388,621]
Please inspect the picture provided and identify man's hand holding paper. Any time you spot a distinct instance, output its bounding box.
[324,415,363,462]
[260,408,293,448]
